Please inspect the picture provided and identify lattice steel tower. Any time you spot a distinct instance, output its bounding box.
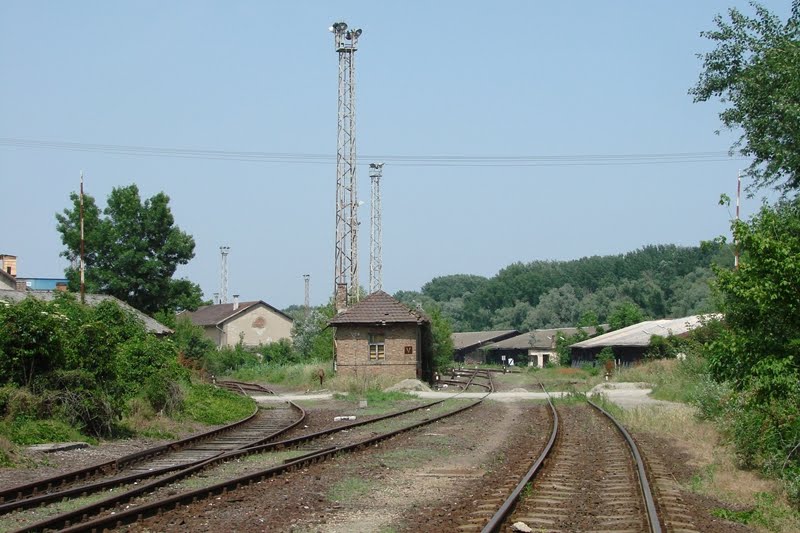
[330,21,362,311]
[369,163,384,294]
[303,274,311,313]
[219,246,230,304]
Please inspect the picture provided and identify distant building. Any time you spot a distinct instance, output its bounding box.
[329,291,433,383]
[570,315,714,366]
[182,297,294,348]
[483,326,605,367]
[451,330,520,364]
[18,278,68,291]
[0,288,173,336]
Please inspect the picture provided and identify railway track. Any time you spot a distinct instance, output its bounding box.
[459,390,664,533]
[215,379,274,396]
[440,367,494,392]
[2,386,487,532]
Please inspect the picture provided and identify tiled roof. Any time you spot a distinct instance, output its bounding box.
[0,288,172,335]
[328,291,429,325]
[184,301,260,326]
[451,330,519,351]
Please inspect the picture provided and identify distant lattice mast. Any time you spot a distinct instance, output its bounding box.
[369,163,384,294]
[303,274,311,312]
[219,246,230,304]
[330,21,362,311]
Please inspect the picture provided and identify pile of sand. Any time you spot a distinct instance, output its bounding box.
[385,379,432,392]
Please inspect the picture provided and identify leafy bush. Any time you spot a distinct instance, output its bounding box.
[181,383,254,425]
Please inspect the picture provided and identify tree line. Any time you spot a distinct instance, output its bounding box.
[396,243,732,333]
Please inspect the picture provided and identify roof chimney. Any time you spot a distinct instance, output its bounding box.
[233,294,240,311]
[0,255,17,277]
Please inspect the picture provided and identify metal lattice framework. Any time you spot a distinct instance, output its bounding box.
[219,246,230,304]
[303,274,310,312]
[330,21,362,309]
[369,163,384,293]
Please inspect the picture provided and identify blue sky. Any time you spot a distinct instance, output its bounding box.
[0,1,787,308]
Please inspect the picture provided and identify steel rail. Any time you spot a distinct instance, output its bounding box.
[481,383,558,533]
[588,399,662,533]
[10,395,464,531]
[0,402,260,505]
[34,395,489,533]
[0,402,306,515]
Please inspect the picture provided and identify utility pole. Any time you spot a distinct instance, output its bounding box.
[219,246,230,304]
[734,171,741,270]
[369,163,384,293]
[303,274,311,314]
[330,21,362,312]
[79,171,85,304]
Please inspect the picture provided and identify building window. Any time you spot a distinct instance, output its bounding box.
[369,333,385,360]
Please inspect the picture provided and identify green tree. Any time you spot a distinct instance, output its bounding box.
[291,303,335,361]
[56,184,203,315]
[692,1,800,193]
[707,197,800,399]
[425,305,455,373]
[607,302,645,331]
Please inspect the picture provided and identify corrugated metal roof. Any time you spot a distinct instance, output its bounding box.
[0,288,172,335]
[328,291,429,325]
[452,330,519,350]
[486,326,605,350]
[569,315,712,349]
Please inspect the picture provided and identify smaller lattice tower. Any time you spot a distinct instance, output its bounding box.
[369,163,384,293]
[303,274,311,313]
[219,246,230,304]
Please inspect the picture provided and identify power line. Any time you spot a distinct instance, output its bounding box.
[0,137,746,168]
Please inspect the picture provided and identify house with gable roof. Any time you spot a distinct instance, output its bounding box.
[329,290,434,383]
[182,297,294,348]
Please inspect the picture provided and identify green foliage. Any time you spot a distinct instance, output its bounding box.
[707,198,800,397]
[0,417,92,446]
[425,304,455,373]
[172,315,216,370]
[180,383,254,425]
[291,303,334,361]
[596,347,615,366]
[555,329,589,366]
[692,2,800,193]
[0,295,192,438]
[700,197,800,501]
[607,301,645,331]
[55,184,204,315]
[411,243,724,332]
[258,339,296,365]
[204,344,260,377]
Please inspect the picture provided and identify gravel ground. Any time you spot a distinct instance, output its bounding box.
[0,380,758,532]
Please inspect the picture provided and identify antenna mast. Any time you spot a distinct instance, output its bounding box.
[79,171,85,304]
[303,274,311,313]
[219,246,230,304]
[330,21,362,311]
[369,163,384,293]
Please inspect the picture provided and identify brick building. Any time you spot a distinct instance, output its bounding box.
[329,291,433,383]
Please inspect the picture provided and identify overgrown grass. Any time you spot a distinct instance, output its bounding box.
[328,476,373,503]
[180,383,255,425]
[0,417,95,446]
[611,355,708,403]
[228,362,329,389]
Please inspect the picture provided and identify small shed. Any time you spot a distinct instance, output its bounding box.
[570,315,711,366]
[329,291,433,383]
